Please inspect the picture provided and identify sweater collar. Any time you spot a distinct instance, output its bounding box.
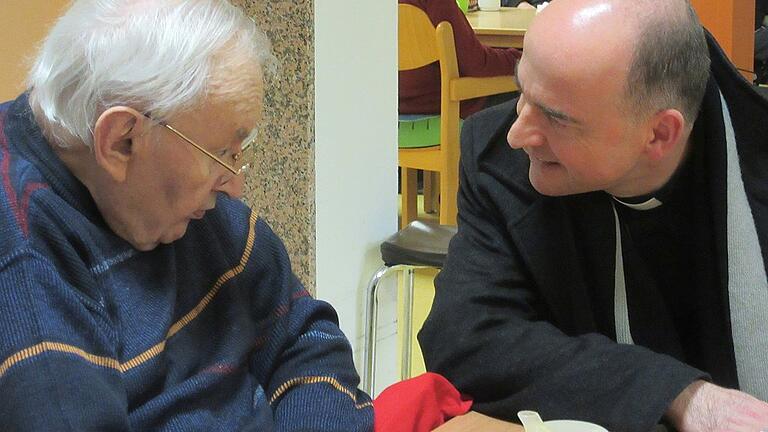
[7,93,104,225]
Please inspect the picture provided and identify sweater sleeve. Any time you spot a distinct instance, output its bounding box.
[417,116,706,432]
[246,222,373,431]
[423,0,521,77]
[0,252,131,431]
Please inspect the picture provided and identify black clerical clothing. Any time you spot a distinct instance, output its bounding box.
[418,32,768,432]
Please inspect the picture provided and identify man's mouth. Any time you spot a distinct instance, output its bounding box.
[532,155,558,164]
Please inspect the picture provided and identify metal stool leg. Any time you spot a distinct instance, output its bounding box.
[400,267,415,381]
[363,265,397,395]
[362,264,432,396]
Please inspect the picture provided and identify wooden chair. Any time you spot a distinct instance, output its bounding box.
[398,4,518,227]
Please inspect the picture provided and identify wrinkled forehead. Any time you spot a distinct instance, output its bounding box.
[209,59,266,116]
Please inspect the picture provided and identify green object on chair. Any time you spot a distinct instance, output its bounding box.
[456,0,469,13]
[398,115,463,149]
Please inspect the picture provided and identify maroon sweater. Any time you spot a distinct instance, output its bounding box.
[399,0,521,118]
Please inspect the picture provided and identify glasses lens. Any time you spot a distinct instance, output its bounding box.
[234,133,257,173]
[239,146,256,173]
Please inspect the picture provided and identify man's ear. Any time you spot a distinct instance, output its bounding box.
[92,106,146,182]
[644,109,686,162]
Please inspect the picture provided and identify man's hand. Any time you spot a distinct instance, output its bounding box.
[666,380,768,431]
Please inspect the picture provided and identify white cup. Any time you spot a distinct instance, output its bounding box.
[478,0,501,11]
[544,420,609,432]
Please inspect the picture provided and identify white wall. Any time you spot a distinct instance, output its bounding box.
[314,0,398,380]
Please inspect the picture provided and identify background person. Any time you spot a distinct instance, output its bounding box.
[399,0,521,118]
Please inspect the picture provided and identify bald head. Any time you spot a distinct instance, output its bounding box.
[525,0,709,125]
[528,0,636,51]
[523,0,635,108]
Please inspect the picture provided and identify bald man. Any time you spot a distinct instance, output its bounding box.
[418,0,768,431]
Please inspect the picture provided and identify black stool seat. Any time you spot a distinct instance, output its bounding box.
[380,221,457,267]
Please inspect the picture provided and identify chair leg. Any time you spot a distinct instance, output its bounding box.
[363,265,392,396]
[439,169,458,226]
[432,172,440,215]
[423,171,434,214]
[401,167,418,229]
[423,171,440,214]
[400,268,415,380]
[362,264,434,395]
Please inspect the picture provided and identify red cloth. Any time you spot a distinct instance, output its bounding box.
[398,0,521,118]
[374,372,473,432]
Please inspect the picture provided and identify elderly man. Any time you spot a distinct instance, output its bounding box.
[0,1,372,430]
[419,0,768,431]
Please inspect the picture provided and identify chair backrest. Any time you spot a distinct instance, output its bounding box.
[398,5,460,81]
[398,4,439,71]
[397,4,462,226]
[397,4,516,226]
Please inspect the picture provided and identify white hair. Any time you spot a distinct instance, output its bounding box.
[27,0,275,148]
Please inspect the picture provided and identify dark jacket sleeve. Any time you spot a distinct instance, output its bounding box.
[417,111,706,432]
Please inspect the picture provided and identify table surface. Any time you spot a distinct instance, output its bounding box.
[434,411,524,432]
[465,7,536,36]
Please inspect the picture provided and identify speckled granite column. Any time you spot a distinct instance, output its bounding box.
[231,0,316,293]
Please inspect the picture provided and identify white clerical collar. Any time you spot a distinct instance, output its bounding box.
[611,196,663,211]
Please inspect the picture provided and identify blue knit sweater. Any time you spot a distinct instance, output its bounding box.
[0,94,373,431]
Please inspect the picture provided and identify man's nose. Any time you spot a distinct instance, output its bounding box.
[216,173,245,199]
[507,105,545,149]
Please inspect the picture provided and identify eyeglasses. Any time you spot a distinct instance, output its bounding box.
[144,113,256,176]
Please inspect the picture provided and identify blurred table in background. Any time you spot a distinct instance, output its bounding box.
[434,411,524,431]
[466,7,536,48]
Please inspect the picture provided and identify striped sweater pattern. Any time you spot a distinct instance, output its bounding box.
[0,94,373,431]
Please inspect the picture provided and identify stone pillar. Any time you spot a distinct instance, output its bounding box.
[234,0,317,292]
